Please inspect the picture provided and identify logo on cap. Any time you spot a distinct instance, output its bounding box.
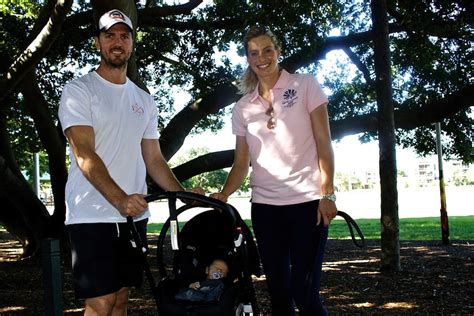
[109,10,125,22]
[99,9,133,32]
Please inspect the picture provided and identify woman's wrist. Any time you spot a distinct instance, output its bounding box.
[220,191,230,198]
[321,192,336,202]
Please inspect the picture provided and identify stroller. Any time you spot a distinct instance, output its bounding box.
[127,191,261,315]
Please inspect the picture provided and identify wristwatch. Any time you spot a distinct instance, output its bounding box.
[321,193,337,202]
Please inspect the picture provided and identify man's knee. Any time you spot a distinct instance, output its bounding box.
[114,287,129,310]
[85,288,128,315]
[85,293,116,315]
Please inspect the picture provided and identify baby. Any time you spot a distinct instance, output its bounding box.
[175,258,230,302]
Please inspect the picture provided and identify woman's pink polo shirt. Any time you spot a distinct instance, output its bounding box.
[232,70,328,205]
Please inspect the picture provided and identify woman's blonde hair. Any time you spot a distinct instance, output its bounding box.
[237,26,281,95]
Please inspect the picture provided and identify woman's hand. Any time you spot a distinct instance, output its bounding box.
[209,192,229,203]
[179,187,205,205]
[186,187,205,195]
[317,199,338,226]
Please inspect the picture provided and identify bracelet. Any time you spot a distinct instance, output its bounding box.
[321,193,336,202]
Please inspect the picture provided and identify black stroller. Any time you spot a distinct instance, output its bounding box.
[127,191,261,315]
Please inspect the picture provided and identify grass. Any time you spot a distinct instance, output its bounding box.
[147,215,474,241]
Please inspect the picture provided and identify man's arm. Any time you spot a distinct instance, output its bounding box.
[141,138,185,192]
[65,125,147,217]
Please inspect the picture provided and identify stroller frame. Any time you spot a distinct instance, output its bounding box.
[126,191,260,315]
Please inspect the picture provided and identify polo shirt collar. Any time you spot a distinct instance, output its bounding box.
[249,69,291,102]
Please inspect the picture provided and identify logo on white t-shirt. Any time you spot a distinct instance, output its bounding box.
[282,89,298,108]
[132,103,144,116]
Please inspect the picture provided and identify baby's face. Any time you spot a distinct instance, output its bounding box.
[207,259,229,279]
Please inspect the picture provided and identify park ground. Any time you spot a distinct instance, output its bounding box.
[0,229,473,315]
[1,186,473,314]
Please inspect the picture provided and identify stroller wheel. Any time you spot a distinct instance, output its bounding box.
[235,303,254,316]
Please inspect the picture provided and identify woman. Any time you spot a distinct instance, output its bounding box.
[211,26,337,315]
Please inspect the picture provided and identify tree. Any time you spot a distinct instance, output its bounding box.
[172,147,229,192]
[371,0,400,272]
[0,0,472,259]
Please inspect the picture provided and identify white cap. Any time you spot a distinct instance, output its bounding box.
[98,9,133,32]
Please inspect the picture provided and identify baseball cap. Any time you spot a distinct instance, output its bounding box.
[98,9,133,32]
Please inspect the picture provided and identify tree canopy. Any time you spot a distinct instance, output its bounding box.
[0,0,472,256]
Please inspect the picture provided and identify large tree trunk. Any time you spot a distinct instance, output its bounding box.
[20,72,68,234]
[0,153,51,257]
[0,0,72,257]
[371,0,401,272]
[0,114,38,256]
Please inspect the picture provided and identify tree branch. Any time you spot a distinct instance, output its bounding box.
[387,2,473,41]
[0,0,73,104]
[330,84,474,139]
[158,28,382,159]
[0,154,51,247]
[19,72,68,226]
[63,1,208,33]
[343,47,374,85]
[140,0,203,17]
[172,150,234,182]
[157,19,470,160]
[174,84,474,179]
[160,83,240,160]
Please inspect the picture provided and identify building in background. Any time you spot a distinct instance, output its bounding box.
[335,155,474,192]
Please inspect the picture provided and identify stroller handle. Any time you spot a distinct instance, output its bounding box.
[143,191,237,225]
[144,191,227,205]
[145,191,229,209]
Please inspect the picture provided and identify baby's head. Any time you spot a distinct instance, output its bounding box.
[205,258,229,280]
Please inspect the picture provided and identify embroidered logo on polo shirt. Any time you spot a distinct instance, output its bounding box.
[132,103,144,116]
[282,89,298,108]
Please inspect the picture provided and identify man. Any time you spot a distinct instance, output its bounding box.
[59,9,202,315]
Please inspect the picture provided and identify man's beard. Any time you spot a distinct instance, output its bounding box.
[101,50,130,69]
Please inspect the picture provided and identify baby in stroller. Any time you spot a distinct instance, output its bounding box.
[175,257,230,303]
[141,192,260,316]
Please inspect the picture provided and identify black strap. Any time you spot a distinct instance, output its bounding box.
[336,210,366,248]
[126,216,160,307]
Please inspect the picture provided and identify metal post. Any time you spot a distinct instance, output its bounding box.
[435,122,450,245]
[41,239,63,315]
[33,153,40,197]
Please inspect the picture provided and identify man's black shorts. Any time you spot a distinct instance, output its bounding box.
[67,219,148,299]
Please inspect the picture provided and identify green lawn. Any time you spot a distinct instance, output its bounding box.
[147,215,474,240]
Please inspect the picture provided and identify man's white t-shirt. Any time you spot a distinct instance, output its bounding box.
[59,71,158,224]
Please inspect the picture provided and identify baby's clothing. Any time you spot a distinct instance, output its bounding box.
[174,279,225,302]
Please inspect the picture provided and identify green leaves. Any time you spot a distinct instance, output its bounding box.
[1,0,472,177]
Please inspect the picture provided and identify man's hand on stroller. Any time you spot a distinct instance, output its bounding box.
[118,193,148,217]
